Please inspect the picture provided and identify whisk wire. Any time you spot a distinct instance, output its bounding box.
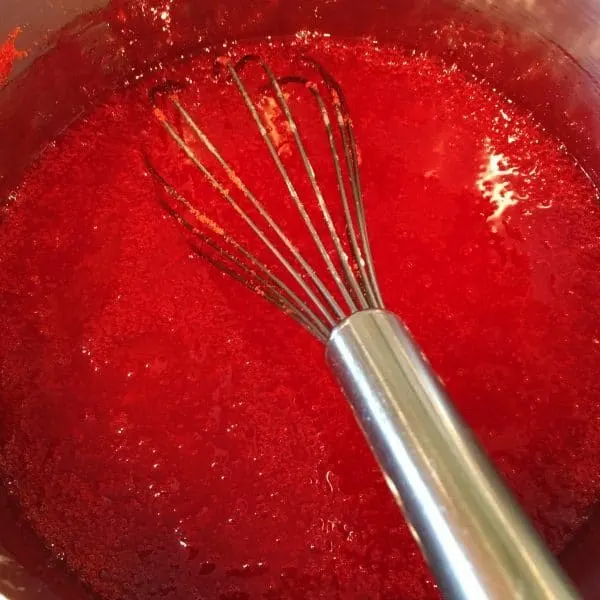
[146,161,330,340]
[230,57,361,313]
[303,57,384,308]
[285,75,369,310]
[156,105,340,328]
[170,203,328,340]
[342,121,384,308]
[169,96,346,322]
[150,55,385,341]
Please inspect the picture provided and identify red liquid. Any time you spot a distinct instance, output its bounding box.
[1,36,600,599]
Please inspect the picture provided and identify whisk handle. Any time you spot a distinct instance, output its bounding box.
[326,309,579,600]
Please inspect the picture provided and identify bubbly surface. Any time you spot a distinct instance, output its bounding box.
[1,37,600,600]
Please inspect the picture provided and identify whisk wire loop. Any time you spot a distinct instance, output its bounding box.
[228,57,360,313]
[276,73,368,310]
[157,101,340,329]
[146,161,330,341]
[149,55,384,341]
[301,57,384,307]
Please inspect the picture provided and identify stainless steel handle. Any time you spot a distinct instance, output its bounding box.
[326,309,579,600]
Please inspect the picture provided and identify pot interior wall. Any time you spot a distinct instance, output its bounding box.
[1,0,600,199]
[0,0,599,598]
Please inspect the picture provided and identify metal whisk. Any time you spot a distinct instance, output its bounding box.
[148,55,578,600]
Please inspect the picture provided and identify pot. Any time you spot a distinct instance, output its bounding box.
[0,0,598,598]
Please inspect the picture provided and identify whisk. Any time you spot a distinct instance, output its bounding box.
[148,55,578,600]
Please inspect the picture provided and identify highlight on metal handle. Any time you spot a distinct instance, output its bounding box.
[326,309,579,600]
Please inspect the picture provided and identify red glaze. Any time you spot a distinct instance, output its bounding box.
[0,27,27,86]
[1,36,600,600]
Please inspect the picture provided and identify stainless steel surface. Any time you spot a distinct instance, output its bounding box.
[0,544,60,600]
[327,309,580,600]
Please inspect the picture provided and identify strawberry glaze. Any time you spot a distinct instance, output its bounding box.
[1,36,600,600]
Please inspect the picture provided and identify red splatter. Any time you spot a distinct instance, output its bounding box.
[0,27,27,86]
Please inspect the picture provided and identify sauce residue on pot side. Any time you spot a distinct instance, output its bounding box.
[0,27,27,86]
[1,35,600,600]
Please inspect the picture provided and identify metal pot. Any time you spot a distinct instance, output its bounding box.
[1,0,598,598]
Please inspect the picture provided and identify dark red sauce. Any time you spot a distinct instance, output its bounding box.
[1,35,600,600]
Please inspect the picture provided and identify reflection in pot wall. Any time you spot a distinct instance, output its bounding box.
[1,0,599,198]
[0,0,599,599]
[0,545,60,600]
[467,0,600,74]
[0,485,96,600]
